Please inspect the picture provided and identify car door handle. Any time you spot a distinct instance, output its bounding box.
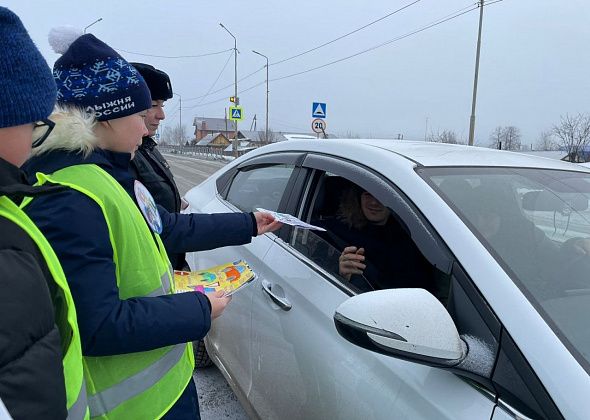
[261,280,292,311]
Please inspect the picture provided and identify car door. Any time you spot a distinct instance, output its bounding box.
[248,154,498,419]
[185,153,304,400]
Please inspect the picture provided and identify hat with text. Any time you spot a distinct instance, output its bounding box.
[49,27,151,121]
[0,7,56,129]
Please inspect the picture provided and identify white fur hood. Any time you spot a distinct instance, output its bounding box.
[31,106,98,157]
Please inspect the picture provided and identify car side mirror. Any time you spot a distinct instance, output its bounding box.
[334,289,466,367]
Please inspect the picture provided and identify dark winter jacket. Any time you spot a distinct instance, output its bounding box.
[21,108,257,418]
[319,215,435,293]
[0,156,68,420]
[131,136,180,213]
[130,136,186,269]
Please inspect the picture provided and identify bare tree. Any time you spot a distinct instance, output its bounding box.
[338,130,361,139]
[489,126,521,150]
[489,126,503,149]
[553,113,590,162]
[256,128,278,144]
[160,123,188,146]
[536,130,558,151]
[427,129,460,144]
[503,126,522,151]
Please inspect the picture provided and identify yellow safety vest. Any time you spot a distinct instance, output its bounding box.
[0,196,89,419]
[29,164,194,420]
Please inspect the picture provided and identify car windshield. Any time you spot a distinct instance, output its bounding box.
[422,167,590,372]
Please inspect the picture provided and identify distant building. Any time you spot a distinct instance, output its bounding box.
[194,132,230,148]
[193,117,235,141]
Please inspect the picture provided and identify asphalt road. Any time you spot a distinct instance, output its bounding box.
[163,153,249,419]
[165,153,227,196]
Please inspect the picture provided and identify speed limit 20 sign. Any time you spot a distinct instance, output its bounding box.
[311,118,326,134]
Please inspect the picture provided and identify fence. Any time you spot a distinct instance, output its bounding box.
[158,145,252,160]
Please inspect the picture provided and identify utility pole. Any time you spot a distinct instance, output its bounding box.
[252,50,269,144]
[468,0,485,146]
[220,23,239,157]
[174,92,183,149]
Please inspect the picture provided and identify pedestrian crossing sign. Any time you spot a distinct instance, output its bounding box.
[312,102,326,119]
[229,106,244,121]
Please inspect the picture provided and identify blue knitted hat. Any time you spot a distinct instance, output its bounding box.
[50,29,151,121]
[0,7,57,129]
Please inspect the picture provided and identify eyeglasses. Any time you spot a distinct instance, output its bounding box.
[32,119,55,148]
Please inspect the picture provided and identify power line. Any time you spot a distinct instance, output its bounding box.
[112,47,233,59]
[179,1,505,112]
[183,66,266,101]
[270,3,480,83]
[185,80,266,109]
[181,1,479,102]
[270,0,422,66]
[182,0,421,101]
[193,51,234,105]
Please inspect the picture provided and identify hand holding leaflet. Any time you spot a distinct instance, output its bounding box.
[256,208,326,231]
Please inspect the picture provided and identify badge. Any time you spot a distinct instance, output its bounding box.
[134,180,162,234]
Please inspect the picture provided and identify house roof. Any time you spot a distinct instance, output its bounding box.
[196,132,227,146]
[238,130,291,143]
[223,141,254,152]
[193,117,233,132]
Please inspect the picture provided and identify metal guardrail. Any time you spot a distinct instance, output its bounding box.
[159,145,249,160]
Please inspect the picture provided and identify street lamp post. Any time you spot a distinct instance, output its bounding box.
[83,18,103,34]
[252,50,269,144]
[220,23,239,158]
[173,92,183,151]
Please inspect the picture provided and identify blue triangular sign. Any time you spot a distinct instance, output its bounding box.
[313,103,325,117]
[232,109,241,118]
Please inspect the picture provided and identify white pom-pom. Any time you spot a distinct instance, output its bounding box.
[48,26,84,54]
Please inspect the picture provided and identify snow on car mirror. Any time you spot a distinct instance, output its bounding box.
[334,289,466,367]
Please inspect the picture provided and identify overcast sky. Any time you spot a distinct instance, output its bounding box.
[6,0,590,146]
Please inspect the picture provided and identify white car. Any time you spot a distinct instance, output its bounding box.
[184,139,590,420]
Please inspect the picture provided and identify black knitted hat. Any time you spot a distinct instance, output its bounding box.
[130,63,173,101]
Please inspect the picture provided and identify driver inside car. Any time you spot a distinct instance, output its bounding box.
[317,185,436,294]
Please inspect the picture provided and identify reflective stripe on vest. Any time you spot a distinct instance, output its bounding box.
[69,381,89,420]
[31,164,194,419]
[146,267,173,297]
[1,197,89,420]
[88,343,187,416]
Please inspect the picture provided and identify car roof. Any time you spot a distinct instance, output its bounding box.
[262,139,590,172]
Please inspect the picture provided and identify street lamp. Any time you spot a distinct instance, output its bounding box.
[252,50,269,144]
[173,92,183,150]
[220,23,239,157]
[83,17,103,34]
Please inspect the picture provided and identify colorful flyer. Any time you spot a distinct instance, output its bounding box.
[174,259,256,296]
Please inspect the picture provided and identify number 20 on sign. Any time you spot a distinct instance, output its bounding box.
[311,118,326,134]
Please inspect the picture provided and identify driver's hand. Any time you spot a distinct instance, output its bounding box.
[338,246,366,280]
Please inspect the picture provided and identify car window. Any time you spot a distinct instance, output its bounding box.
[226,164,295,212]
[423,167,590,373]
[291,171,448,301]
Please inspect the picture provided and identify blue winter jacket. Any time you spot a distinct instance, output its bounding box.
[24,148,254,355]
[24,149,254,418]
